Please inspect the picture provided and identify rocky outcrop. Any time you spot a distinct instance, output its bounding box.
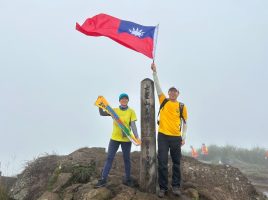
[9,147,267,200]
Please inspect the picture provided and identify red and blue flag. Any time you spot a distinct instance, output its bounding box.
[76,13,158,59]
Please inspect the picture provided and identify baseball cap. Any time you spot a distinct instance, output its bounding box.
[168,87,179,92]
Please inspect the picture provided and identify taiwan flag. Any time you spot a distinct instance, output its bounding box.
[76,13,158,59]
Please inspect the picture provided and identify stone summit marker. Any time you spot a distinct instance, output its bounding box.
[140,78,156,193]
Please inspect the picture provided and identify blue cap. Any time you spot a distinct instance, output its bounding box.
[119,93,129,101]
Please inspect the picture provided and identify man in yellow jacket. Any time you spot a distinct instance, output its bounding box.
[151,63,188,198]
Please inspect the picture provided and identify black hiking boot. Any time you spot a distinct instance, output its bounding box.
[94,179,107,188]
[122,177,136,187]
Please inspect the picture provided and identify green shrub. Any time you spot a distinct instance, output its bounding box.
[47,162,96,192]
[47,166,61,191]
[70,164,95,184]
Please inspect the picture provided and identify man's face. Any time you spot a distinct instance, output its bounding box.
[119,97,129,107]
[168,89,179,101]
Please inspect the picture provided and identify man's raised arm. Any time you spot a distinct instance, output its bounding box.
[151,63,163,96]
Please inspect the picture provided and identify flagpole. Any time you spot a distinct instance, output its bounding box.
[153,24,159,62]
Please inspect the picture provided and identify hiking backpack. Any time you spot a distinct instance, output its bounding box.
[157,99,185,131]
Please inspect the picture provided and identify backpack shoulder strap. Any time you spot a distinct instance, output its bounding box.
[157,98,169,125]
[179,102,185,123]
[179,102,185,132]
[157,98,169,117]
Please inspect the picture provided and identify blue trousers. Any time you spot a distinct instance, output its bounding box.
[158,132,182,190]
[102,139,132,180]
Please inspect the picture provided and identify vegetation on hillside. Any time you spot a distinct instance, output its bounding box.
[184,145,268,165]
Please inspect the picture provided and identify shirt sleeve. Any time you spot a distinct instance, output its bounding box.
[182,105,188,121]
[159,94,166,104]
[131,109,137,122]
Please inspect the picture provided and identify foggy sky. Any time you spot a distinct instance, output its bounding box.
[0,0,267,176]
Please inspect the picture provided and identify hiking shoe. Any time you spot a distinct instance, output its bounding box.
[123,178,134,187]
[94,179,107,188]
[172,186,181,196]
[158,189,166,198]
